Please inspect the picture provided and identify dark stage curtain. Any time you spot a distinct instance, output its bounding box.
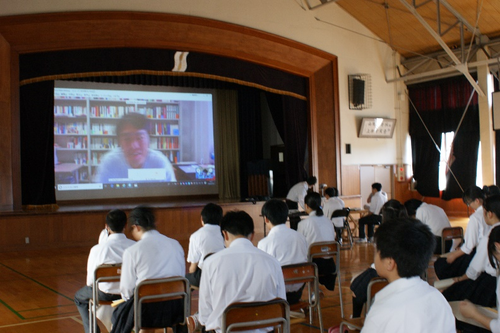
[19,48,308,205]
[408,76,479,199]
[264,92,308,192]
[20,81,56,205]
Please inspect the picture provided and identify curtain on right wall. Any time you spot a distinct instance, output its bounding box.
[408,75,479,200]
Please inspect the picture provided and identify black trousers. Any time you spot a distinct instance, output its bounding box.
[358,214,382,239]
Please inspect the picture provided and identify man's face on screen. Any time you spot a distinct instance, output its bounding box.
[118,124,150,168]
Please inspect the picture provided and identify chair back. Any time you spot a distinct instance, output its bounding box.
[441,226,464,254]
[134,276,190,332]
[366,277,388,313]
[90,264,122,333]
[282,262,318,287]
[308,241,340,269]
[331,207,350,219]
[221,298,289,333]
[339,277,388,332]
[307,240,344,319]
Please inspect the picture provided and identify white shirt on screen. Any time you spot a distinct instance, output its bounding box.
[415,202,451,237]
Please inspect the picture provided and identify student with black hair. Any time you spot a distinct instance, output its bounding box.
[349,199,407,319]
[404,198,452,254]
[434,186,489,279]
[442,194,500,310]
[323,187,345,239]
[297,191,337,290]
[74,209,135,333]
[185,203,224,288]
[357,183,387,243]
[361,218,455,332]
[286,176,317,230]
[111,206,185,333]
[286,176,317,211]
[197,210,286,333]
[258,199,308,304]
[459,225,500,333]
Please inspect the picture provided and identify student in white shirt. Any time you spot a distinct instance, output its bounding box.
[404,199,452,254]
[349,199,407,318]
[186,203,224,288]
[358,183,387,242]
[197,210,286,333]
[323,187,345,241]
[361,218,455,333]
[443,195,500,315]
[111,206,186,333]
[258,199,308,304]
[298,191,337,290]
[286,176,317,230]
[459,224,500,333]
[435,186,489,279]
[74,209,135,333]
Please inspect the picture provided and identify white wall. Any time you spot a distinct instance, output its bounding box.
[0,0,402,167]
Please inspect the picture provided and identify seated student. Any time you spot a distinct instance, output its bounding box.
[74,209,136,333]
[111,206,186,333]
[459,225,500,333]
[258,199,308,304]
[434,186,489,280]
[286,176,317,230]
[442,194,500,310]
[322,187,345,242]
[404,199,452,254]
[349,199,407,318]
[197,211,286,333]
[186,203,224,288]
[297,191,337,291]
[357,183,387,243]
[361,218,456,333]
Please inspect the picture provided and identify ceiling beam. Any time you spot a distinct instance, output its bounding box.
[398,0,485,96]
[388,56,500,84]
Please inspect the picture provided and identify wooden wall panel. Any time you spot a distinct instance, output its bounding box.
[341,165,361,196]
[311,62,341,189]
[0,201,265,254]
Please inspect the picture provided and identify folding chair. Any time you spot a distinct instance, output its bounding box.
[134,276,190,333]
[221,298,290,333]
[441,226,464,254]
[339,277,388,332]
[308,240,344,318]
[88,263,122,333]
[331,208,353,249]
[282,262,323,332]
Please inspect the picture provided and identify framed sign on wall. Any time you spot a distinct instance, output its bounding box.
[358,118,396,138]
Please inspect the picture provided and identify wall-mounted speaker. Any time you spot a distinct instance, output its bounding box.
[348,74,372,110]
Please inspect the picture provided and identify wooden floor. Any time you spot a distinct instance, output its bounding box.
[0,217,467,333]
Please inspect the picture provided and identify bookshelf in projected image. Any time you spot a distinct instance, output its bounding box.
[54,97,181,184]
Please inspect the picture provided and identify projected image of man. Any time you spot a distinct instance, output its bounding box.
[96,113,176,184]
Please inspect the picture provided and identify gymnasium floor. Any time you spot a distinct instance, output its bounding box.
[0,217,468,333]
